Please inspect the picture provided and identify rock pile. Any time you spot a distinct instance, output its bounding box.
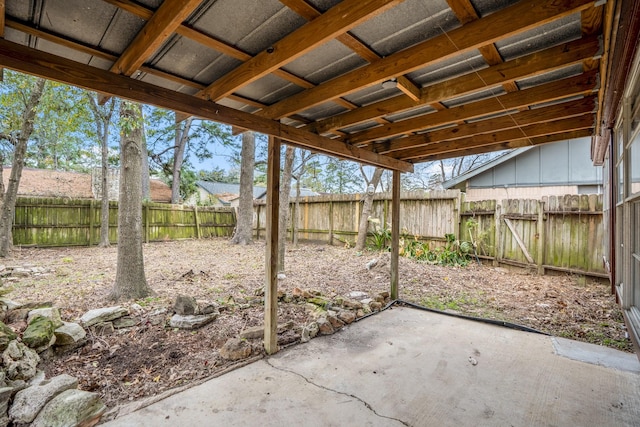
[0,298,106,426]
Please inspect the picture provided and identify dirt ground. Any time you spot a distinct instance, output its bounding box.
[3,238,631,409]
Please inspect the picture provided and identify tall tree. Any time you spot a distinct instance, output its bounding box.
[147,109,235,203]
[110,101,153,301]
[87,94,117,247]
[355,166,384,252]
[0,76,47,256]
[278,145,295,271]
[230,131,255,245]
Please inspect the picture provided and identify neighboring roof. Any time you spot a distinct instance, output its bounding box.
[5,167,172,202]
[0,1,613,172]
[443,137,600,189]
[197,180,319,200]
[442,149,530,189]
[196,181,265,199]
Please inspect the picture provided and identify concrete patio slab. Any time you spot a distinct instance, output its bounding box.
[102,306,640,426]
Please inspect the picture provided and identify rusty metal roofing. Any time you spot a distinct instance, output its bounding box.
[0,0,612,172]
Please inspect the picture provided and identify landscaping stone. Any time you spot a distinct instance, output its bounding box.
[112,316,137,329]
[5,309,29,324]
[369,301,383,312]
[22,317,56,352]
[342,298,363,310]
[374,294,386,303]
[92,322,114,336]
[27,307,63,328]
[327,313,345,329]
[317,318,334,335]
[337,310,356,324]
[0,322,16,352]
[9,374,78,424]
[300,322,319,343]
[2,341,40,381]
[173,295,198,316]
[0,387,14,427]
[197,301,219,315]
[0,299,22,311]
[31,389,105,427]
[145,308,168,326]
[80,306,128,327]
[169,313,217,330]
[347,291,368,300]
[239,326,263,340]
[219,338,251,361]
[307,297,331,309]
[54,322,86,346]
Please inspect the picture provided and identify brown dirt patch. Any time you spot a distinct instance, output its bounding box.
[3,238,630,409]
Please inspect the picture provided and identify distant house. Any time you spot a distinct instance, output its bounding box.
[191,180,319,207]
[4,167,172,203]
[442,137,603,201]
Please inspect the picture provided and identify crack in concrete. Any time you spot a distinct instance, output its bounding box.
[265,359,411,427]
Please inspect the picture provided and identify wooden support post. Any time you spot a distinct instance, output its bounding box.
[328,200,334,246]
[88,200,94,246]
[536,200,545,275]
[193,205,201,239]
[264,136,281,354]
[390,170,401,300]
[494,204,502,266]
[256,204,261,240]
[144,204,150,244]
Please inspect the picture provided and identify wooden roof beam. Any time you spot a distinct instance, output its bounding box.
[349,68,600,146]
[392,114,595,160]
[375,95,597,154]
[415,129,593,162]
[110,0,201,76]
[102,0,315,92]
[258,0,596,120]
[0,38,412,173]
[200,0,403,102]
[308,34,601,135]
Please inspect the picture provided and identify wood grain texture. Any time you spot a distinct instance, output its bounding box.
[258,0,595,119]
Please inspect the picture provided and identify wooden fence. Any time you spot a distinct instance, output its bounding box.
[12,197,235,247]
[254,191,606,277]
[254,190,461,249]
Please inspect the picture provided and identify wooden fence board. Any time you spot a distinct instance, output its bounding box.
[12,197,234,247]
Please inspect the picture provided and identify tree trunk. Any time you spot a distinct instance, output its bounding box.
[140,116,151,202]
[293,177,301,246]
[0,78,46,257]
[278,145,295,272]
[231,131,255,245]
[99,125,111,247]
[110,102,153,301]
[355,167,384,252]
[171,116,192,204]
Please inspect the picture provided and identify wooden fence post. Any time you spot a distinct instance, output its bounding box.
[144,203,150,244]
[255,204,260,240]
[537,200,545,275]
[494,203,502,267]
[328,200,334,246]
[88,200,94,246]
[193,205,201,239]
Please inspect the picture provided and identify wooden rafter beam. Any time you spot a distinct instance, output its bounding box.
[280,0,381,62]
[257,0,596,120]
[0,38,412,172]
[200,0,403,102]
[392,114,595,160]
[416,129,593,162]
[350,69,599,146]
[374,96,597,154]
[101,0,320,93]
[110,0,201,76]
[308,34,601,135]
